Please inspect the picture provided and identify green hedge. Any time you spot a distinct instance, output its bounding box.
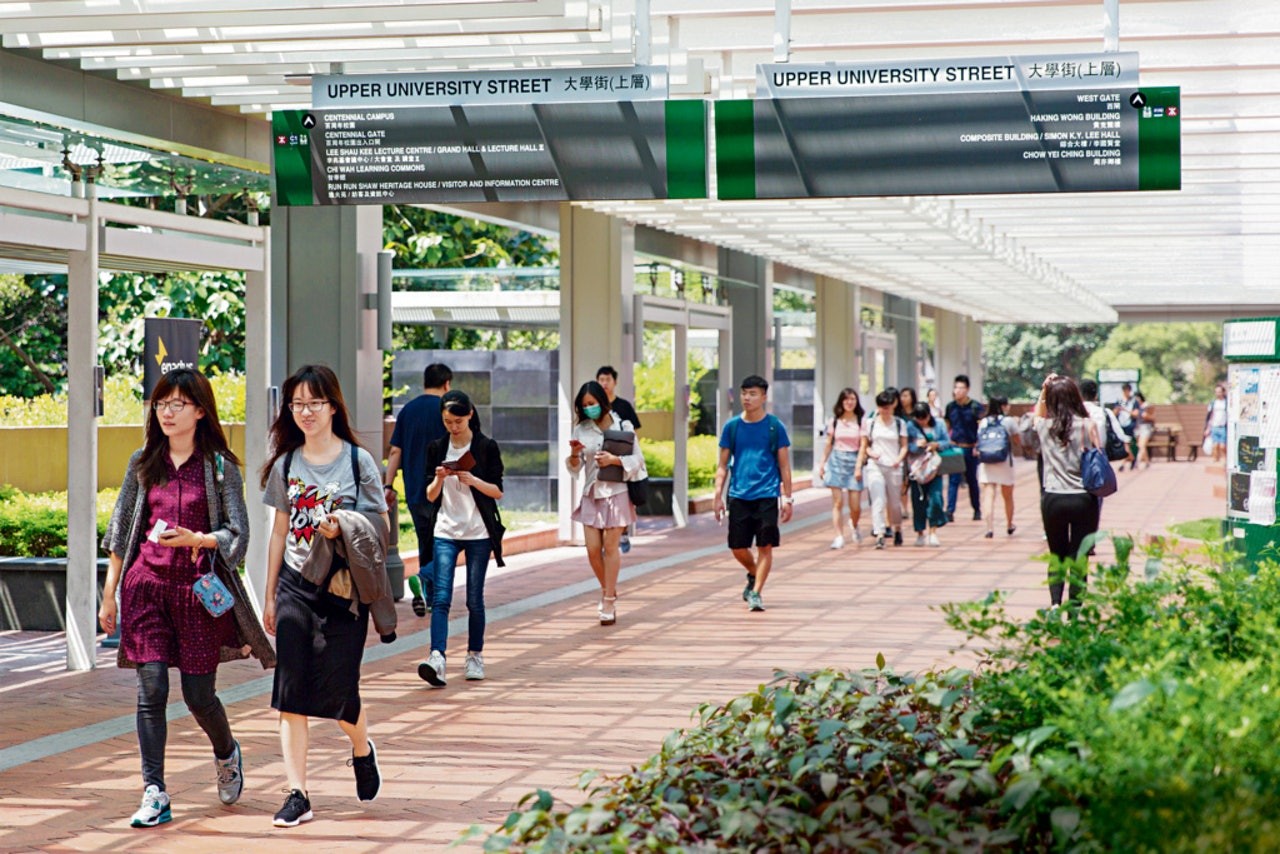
[480,537,1280,852]
[640,435,719,491]
[0,485,117,557]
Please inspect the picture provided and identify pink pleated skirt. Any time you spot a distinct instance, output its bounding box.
[572,490,637,530]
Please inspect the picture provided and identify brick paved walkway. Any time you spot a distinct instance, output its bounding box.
[0,460,1221,852]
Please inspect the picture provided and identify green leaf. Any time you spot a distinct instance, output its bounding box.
[875,651,886,670]
[1002,775,1041,811]
[819,772,838,798]
[816,719,844,741]
[1110,678,1158,712]
[1051,806,1082,840]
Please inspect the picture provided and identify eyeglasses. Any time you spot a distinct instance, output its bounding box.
[288,400,330,414]
[152,400,190,413]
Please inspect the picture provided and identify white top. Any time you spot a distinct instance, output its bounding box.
[435,440,487,540]
[569,412,642,499]
[1210,398,1228,428]
[1084,401,1125,446]
[863,414,907,465]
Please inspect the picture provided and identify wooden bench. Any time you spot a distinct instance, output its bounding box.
[1145,425,1180,461]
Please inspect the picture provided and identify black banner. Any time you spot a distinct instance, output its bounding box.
[143,317,202,400]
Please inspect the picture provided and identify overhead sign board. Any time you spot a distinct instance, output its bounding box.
[313,66,669,109]
[273,100,707,205]
[758,52,1139,98]
[715,86,1179,200]
[143,317,201,400]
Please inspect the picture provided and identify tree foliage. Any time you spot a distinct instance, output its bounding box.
[981,324,1113,401]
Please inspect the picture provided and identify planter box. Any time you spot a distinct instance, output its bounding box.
[0,557,109,631]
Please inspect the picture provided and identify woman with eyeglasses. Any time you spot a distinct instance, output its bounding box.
[416,390,505,687]
[100,368,273,829]
[260,365,389,828]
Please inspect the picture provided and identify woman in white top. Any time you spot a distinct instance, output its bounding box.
[858,389,909,549]
[976,395,1021,539]
[927,387,945,421]
[817,387,865,549]
[1204,383,1228,462]
[1033,374,1101,609]
[566,380,643,625]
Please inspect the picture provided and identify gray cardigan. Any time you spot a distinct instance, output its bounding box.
[103,448,276,670]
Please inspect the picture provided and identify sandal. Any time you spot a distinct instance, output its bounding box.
[599,595,617,626]
[1007,525,1017,536]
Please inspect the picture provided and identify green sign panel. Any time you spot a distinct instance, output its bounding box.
[715,86,1180,199]
[273,100,706,205]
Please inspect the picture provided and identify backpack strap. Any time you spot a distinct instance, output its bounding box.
[284,443,361,510]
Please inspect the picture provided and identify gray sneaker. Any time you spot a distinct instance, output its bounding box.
[130,785,171,828]
[742,574,755,602]
[746,590,765,612]
[215,740,244,805]
[464,652,485,681]
[418,650,446,687]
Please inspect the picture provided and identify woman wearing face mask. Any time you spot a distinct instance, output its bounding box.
[260,364,389,828]
[100,368,272,829]
[566,380,642,624]
[416,390,505,688]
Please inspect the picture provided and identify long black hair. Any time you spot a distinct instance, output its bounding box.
[895,387,918,419]
[441,388,482,433]
[831,387,864,424]
[573,381,612,424]
[986,395,1008,420]
[140,368,239,489]
[911,401,936,430]
[260,364,364,488]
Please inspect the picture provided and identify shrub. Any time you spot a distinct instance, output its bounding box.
[477,663,1056,852]
[639,435,719,491]
[0,371,245,426]
[0,486,117,557]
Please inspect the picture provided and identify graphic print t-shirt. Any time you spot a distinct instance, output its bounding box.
[263,442,387,572]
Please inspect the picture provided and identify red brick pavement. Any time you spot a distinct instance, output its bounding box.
[0,459,1222,851]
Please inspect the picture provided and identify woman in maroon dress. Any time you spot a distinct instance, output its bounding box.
[100,369,272,828]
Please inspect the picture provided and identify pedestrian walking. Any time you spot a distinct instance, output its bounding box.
[417,390,506,686]
[566,380,642,624]
[99,368,273,828]
[817,387,865,548]
[1034,374,1102,609]
[384,363,451,618]
[1132,393,1156,470]
[906,402,950,546]
[597,365,643,553]
[713,375,793,612]
[976,395,1021,538]
[896,387,918,522]
[1204,382,1228,462]
[859,389,909,549]
[260,365,392,828]
[927,387,945,421]
[944,374,985,521]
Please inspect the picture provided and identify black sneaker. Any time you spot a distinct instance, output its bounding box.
[742,574,756,602]
[893,529,903,547]
[272,789,313,828]
[349,740,382,802]
[973,510,982,521]
[947,511,955,523]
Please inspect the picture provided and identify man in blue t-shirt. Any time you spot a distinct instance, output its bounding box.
[385,363,451,616]
[713,375,793,613]
[943,374,986,522]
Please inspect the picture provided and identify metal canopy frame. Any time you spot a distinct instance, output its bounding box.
[0,186,272,671]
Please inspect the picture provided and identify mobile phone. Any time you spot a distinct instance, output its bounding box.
[147,519,170,543]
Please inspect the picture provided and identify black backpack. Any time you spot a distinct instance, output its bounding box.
[1104,414,1129,462]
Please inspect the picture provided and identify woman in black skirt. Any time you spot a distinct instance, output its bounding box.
[260,365,388,827]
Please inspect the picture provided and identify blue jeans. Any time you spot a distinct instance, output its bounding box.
[430,537,492,655]
[946,449,980,515]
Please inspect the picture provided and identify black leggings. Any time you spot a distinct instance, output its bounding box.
[1041,491,1101,606]
[136,663,235,791]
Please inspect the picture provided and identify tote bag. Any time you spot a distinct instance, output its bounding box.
[1081,423,1118,498]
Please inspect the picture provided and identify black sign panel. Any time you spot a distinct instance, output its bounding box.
[143,317,202,400]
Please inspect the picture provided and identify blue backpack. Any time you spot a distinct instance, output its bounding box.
[976,417,1011,464]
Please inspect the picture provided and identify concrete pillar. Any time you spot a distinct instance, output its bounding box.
[65,192,99,671]
[935,308,983,402]
[718,247,772,409]
[815,276,861,475]
[557,205,635,541]
[967,319,985,401]
[242,236,271,613]
[269,205,383,451]
[672,323,689,527]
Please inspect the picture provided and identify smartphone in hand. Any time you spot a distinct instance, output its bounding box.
[147,519,171,543]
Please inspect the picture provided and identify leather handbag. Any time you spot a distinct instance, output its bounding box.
[597,429,634,483]
[192,552,234,617]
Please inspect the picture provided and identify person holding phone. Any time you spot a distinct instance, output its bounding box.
[417,390,506,687]
[260,365,388,827]
[99,368,273,828]
[566,380,642,625]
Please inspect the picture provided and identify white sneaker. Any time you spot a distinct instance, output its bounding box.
[418,650,446,687]
[464,652,485,681]
[851,528,864,544]
[913,534,925,547]
[130,785,171,828]
[928,533,942,547]
[830,535,845,550]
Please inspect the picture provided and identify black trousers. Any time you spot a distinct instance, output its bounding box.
[1041,491,1101,606]
[136,663,235,791]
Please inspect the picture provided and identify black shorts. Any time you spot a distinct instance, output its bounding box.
[727,497,781,550]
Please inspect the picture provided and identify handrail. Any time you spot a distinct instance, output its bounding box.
[0,186,88,218]
[97,200,263,242]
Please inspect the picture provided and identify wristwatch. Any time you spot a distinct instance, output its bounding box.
[781,496,794,505]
